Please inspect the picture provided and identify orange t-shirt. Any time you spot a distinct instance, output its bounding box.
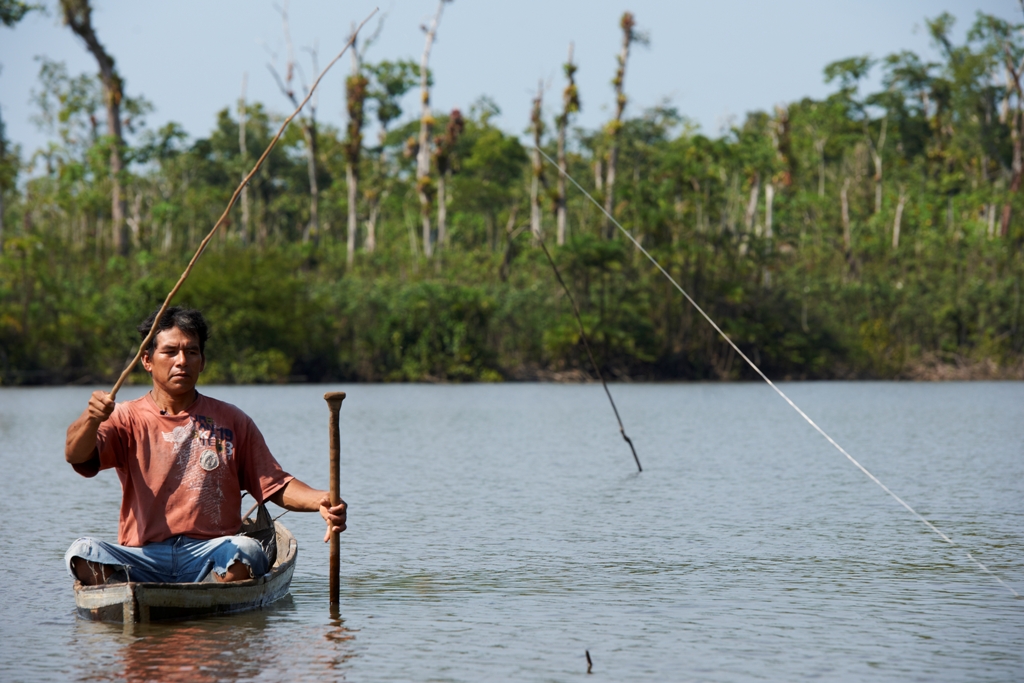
[74,393,293,546]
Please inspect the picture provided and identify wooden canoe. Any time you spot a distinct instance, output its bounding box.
[73,522,298,623]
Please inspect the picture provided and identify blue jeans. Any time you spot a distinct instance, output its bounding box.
[65,535,269,583]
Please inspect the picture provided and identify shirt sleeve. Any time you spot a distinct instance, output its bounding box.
[72,404,131,478]
[238,416,293,503]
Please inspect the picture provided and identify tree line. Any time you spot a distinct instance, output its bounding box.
[1,1,1023,384]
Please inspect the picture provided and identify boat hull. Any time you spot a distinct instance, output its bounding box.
[73,522,298,623]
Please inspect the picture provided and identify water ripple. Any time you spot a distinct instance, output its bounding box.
[0,382,1021,682]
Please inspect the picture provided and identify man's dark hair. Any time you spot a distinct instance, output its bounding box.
[138,306,209,355]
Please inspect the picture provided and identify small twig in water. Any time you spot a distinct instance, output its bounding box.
[539,238,641,472]
[586,650,593,674]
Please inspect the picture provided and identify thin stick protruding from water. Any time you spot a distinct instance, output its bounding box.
[536,144,1021,598]
[107,7,380,400]
[539,238,641,472]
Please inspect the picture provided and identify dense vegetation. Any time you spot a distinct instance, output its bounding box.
[1,7,1023,384]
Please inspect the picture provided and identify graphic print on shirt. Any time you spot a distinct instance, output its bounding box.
[160,415,236,528]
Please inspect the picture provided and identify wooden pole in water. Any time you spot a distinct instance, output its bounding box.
[324,391,346,607]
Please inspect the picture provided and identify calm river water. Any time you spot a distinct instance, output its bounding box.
[0,382,1021,682]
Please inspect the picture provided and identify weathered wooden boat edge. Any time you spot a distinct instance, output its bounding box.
[73,522,298,623]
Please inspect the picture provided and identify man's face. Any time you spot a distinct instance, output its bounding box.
[141,326,205,396]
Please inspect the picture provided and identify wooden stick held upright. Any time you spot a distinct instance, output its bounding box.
[106,7,379,400]
[324,391,346,607]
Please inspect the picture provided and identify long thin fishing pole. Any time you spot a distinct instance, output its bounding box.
[108,8,380,400]
[537,146,1019,598]
[539,238,641,472]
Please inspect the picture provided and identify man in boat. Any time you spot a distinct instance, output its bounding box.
[63,306,347,585]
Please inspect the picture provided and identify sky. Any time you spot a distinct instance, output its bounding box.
[0,0,1019,158]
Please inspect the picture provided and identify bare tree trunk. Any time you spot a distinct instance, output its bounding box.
[431,111,462,256]
[603,12,637,240]
[1001,119,1022,236]
[761,181,775,287]
[365,139,390,253]
[555,147,566,244]
[238,73,250,245]
[869,116,887,214]
[530,80,544,239]
[892,187,907,250]
[814,137,827,198]
[407,213,420,259]
[499,205,521,282]
[417,1,448,259]
[268,4,320,245]
[364,131,390,254]
[302,124,319,244]
[0,107,5,253]
[345,25,363,266]
[988,203,997,239]
[346,163,358,266]
[366,57,398,258]
[556,42,578,246]
[437,170,448,247]
[125,191,142,247]
[257,197,268,248]
[1002,62,1013,125]
[603,145,619,237]
[1000,43,1024,236]
[365,196,381,253]
[61,0,128,255]
[594,159,603,191]
[421,211,432,259]
[744,172,760,233]
[1001,195,1016,238]
[365,187,379,253]
[841,177,852,252]
[530,171,541,239]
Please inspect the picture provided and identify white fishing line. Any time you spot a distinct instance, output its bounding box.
[537,146,1019,598]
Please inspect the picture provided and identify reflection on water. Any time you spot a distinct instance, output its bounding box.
[71,598,360,683]
[325,609,359,672]
[76,610,281,683]
[1,382,1022,681]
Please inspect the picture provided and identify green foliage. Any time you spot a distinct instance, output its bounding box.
[2,11,1024,384]
[330,280,501,381]
[0,0,40,27]
[366,59,420,136]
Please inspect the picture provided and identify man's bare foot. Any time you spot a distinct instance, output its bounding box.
[211,560,251,582]
[71,557,123,586]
